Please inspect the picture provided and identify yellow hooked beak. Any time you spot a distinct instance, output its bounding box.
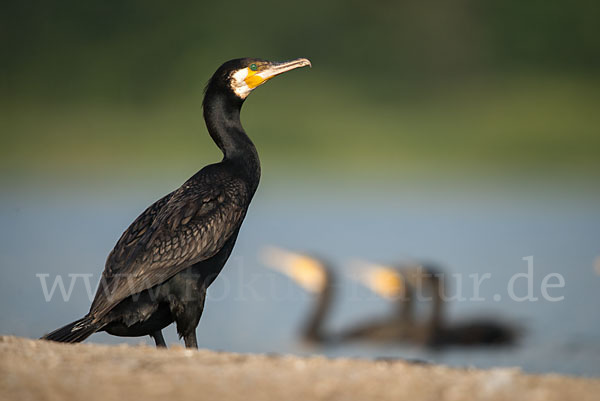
[245,58,312,90]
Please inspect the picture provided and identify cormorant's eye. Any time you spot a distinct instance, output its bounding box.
[249,63,258,71]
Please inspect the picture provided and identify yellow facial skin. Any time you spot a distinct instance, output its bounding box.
[244,66,267,89]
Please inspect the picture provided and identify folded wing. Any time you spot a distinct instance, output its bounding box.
[90,174,248,320]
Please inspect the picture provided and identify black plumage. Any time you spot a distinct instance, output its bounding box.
[41,57,311,348]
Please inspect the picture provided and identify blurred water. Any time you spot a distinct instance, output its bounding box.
[1,178,599,376]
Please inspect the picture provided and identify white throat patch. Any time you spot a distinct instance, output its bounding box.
[230,68,252,99]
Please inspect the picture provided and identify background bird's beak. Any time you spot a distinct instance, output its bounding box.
[261,246,325,293]
[261,246,298,276]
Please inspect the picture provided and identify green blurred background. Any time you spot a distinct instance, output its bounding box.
[2,0,599,183]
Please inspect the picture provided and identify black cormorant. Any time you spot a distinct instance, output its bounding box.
[341,262,439,344]
[355,263,519,348]
[41,58,311,348]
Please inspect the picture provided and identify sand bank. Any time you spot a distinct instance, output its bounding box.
[1,336,597,401]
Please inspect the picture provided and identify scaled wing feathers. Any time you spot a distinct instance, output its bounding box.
[90,176,248,320]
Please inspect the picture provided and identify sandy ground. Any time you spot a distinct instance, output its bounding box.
[1,336,598,401]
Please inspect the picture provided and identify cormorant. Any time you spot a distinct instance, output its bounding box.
[260,247,431,345]
[341,262,440,344]
[355,263,519,348]
[41,58,311,348]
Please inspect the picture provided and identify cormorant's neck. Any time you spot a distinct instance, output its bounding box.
[429,277,444,331]
[203,89,260,182]
[423,277,445,346]
[303,269,334,344]
[396,284,414,323]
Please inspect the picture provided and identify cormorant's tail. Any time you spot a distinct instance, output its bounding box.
[40,315,99,343]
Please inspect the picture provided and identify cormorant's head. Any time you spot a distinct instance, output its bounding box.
[208,58,311,101]
[349,262,407,300]
[261,246,327,293]
[350,261,442,300]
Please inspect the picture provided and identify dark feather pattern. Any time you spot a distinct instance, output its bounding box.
[90,166,249,320]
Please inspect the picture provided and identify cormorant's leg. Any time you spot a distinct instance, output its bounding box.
[168,278,206,349]
[183,331,198,349]
[151,330,167,348]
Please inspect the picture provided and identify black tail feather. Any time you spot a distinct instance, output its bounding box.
[40,316,99,343]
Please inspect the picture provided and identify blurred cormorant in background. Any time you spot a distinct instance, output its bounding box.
[263,247,518,348]
[355,262,519,348]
